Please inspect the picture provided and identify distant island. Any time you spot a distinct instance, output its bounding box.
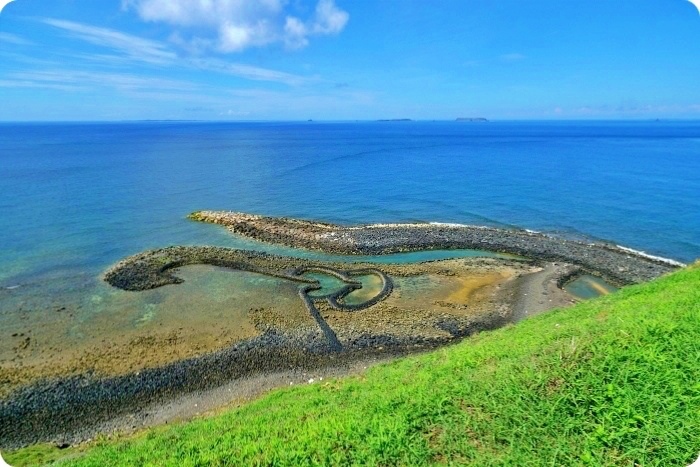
[456,117,489,122]
[377,118,412,122]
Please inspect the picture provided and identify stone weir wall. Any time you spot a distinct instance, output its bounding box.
[189,211,682,285]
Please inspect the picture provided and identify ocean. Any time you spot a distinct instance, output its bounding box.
[0,120,698,354]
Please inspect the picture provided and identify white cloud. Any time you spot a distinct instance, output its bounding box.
[0,0,14,15]
[124,0,349,52]
[312,0,349,35]
[688,0,700,15]
[123,0,284,27]
[284,16,309,49]
[283,0,349,50]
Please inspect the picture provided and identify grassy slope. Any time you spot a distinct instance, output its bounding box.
[7,264,700,466]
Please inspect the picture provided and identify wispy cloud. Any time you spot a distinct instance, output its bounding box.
[123,0,348,53]
[189,58,311,86]
[4,69,198,93]
[38,18,312,86]
[224,87,375,116]
[1,63,314,104]
[499,53,526,62]
[464,53,527,68]
[41,18,176,65]
[0,79,79,91]
[548,102,700,117]
[0,32,33,46]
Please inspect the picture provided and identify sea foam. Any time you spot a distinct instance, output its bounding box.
[615,245,686,267]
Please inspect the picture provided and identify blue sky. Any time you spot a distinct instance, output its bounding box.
[1,0,699,121]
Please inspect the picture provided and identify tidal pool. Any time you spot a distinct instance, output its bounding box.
[564,274,618,299]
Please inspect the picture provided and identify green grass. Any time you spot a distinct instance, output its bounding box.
[6,263,700,466]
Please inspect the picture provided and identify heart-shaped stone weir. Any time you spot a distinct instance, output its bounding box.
[292,266,393,350]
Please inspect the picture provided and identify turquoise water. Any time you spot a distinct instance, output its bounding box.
[565,275,619,299]
[303,272,349,298]
[301,271,387,305]
[1,121,699,319]
[219,232,508,263]
[342,274,385,306]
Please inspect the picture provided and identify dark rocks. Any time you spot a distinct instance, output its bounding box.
[0,331,448,449]
[190,211,682,285]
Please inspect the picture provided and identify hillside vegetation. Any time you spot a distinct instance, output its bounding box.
[7,263,700,466]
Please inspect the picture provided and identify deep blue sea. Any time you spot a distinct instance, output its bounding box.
[1,120,699,321]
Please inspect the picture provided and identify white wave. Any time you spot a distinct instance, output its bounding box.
[429,221,470,228]
[354,222,479,229]
[615,245,686,267]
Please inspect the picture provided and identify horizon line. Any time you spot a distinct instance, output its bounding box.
[1,117,699,124]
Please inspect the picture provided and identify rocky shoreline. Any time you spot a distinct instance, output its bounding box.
[0,332,453,449]
[0,213,682,449]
